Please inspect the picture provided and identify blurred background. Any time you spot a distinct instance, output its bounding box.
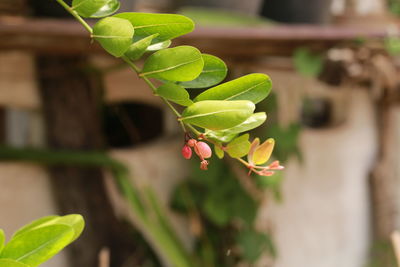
[1,0,400,266]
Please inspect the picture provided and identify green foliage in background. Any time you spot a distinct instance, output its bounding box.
[388,0,400,16]
[293,47,323,77]
[171,157,275,266]
[0,215,84,267]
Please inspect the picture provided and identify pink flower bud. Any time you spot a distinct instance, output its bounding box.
[194,141,212,159]
[268,160,284,170]
[187,139,197,147]
[200,160,209,170]
[259,170,275,176]
[181,145,192,159]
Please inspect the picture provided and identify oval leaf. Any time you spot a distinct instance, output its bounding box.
[90,0,120,18]
[12,216,58,238]
[146,40,172,51]
[205,130,238,143]
[180,100,255,130]
[12,214,84,243]
[141,46,204,82]
[0,259,30,267]
[252,138,275,165]
[226,134,251,158]
[219,112,267,135]
[156,83,193,106]
[72,0,115,18]
[179,54,227,88]
[194,73,272,104]
[0,229,4,254]
[1,225,74,267]
[125,34,158,61]
[204,113,266,143]
[114,12,194,42]
[92,17,134,57]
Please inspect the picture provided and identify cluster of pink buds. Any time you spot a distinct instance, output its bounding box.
[181,136,212,170]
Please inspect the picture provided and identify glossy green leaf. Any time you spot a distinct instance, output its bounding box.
[214,144,224,159]
[204,112,266,143]
[13,215,84,243]
[72,0,119,18]
[141,46,204,82]
[1,225,74,267]
[194,73,272,104]
[147,40,172,51]
[252,138,275,165]
[92,17,134,57]
[90,0,120,18]
[226,134,251,158]
[125,34,158,61]
[180,100,255,130]
[179,54,227,88]
[50,215,84,242]
[218,112,267,135]
[114,12,194,42]
[0,229,4,255]
[0,259,30,267]
[155,83,193,106]
[12,216,58,238]
[205,130,237,143]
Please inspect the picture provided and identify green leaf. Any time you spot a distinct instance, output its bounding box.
[293,48,323,77]
[204,112,266,143]
[140,46,204,82]
[90,0,120,18]
[92,17,134,57]
[194,73,272,104]
[72,0,120,18]
[0,259,30,267]
[13,215,84,243]
[180,100,255,130]
[217,112,267,135]
[237,230,275,262]
[179,54,227,88]
[147,40,172,51]
[252,138,274,165]
[205,130,238,143]
[0,229,4,255]
[114,12,194,42]
[12,216,58,238]
[1,225,75,267]
[50,215,85,242]
[203,192,231,226]
[226,134,251,158]
[155,83,193,106]
[214,144,224,159]
[125,34,158,61]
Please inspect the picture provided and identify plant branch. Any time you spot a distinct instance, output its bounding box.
[55,0,93,33]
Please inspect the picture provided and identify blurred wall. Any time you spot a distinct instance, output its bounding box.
[257,71,377,267]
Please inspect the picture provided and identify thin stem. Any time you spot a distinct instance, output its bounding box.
[54,0,257,173]
[56,0,93,33]
[185,123,201,136]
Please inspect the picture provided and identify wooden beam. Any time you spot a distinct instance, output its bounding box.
[0,16,395,57]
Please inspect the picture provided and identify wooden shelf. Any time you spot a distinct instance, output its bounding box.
[0,16,395,57]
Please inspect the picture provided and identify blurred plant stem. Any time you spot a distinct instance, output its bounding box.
[0,145,193,267]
